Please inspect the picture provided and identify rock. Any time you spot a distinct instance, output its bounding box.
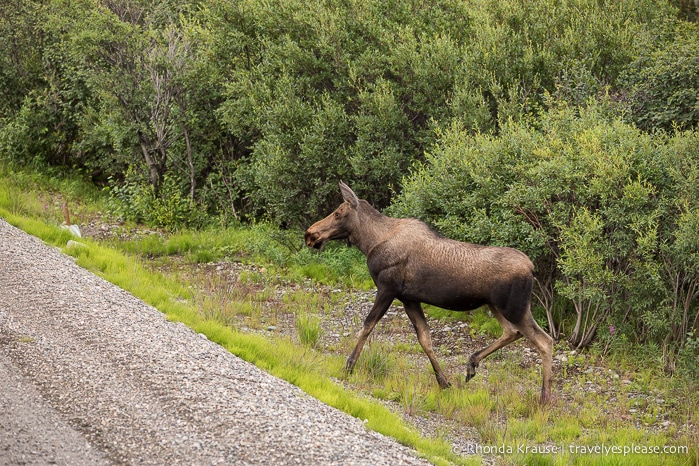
[61,224,82,238]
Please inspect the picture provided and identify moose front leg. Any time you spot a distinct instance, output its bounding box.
[345,290,394,374]
[404,301,451,389]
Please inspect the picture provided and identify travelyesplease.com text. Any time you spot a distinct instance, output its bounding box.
[460,443,689,457]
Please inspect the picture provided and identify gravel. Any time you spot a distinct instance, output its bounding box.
[0,219,431,466]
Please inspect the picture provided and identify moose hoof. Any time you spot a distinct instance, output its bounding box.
[464,362,479,383]
[540,387,552,405]
[437,377,452,389]
[344,359,356,374]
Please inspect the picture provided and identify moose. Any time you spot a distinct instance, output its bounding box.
[305,182,553,404]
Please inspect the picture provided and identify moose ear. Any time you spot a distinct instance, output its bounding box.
[339,181,359,208]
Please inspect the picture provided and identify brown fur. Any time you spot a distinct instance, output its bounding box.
[305,182,553,404]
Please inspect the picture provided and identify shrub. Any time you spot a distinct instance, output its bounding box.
[106,169,208,230]
[621,21,699,132]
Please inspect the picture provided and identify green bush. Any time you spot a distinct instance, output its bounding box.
[621,21,699,132]
[106,169,208,231]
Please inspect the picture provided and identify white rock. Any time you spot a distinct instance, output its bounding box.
[61,224,82,237]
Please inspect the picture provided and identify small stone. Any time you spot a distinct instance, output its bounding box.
[61,224,82,237]
[267,326,277,332]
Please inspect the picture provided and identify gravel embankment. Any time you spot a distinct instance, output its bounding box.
[0,219,431,465]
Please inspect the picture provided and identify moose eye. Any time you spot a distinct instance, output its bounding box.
[334,212,341,219]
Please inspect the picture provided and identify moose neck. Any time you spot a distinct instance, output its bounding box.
[349,201,396,256]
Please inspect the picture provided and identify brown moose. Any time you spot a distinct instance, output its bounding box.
[305,182,553,404]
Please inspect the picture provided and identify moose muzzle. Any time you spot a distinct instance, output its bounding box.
[304,229,324,249]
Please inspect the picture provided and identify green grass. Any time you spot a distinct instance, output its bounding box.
[110,225,374,289]
[297,312,322,347]
[2,164,697,466]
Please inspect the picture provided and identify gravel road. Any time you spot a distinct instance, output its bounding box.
[0,219,431,465]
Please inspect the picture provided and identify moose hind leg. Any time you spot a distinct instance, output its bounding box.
[517,314,554,404]
[404,301,450,388]
[465,307,522,382]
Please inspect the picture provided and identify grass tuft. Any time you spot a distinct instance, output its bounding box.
[297,312,322,347]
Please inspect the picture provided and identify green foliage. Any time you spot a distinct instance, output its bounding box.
[106,169,208,230]
[468,308,501,338]
[0,0,684,228]
[677,330,699,379]
[621,21,699,132]
[0,1,44,118]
